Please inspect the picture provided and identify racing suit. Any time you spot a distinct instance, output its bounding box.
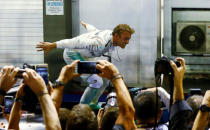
[55,23,115,104]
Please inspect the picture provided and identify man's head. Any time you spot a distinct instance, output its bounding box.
[58,108,71,130]
[101,107,119,130]
[187,94,204,126]
[133,91,162,124]
[66,104,98,130]
[112,24,135,48]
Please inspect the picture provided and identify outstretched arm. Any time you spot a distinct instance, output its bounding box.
[8,84,25,130]
[96,60,136,129]
[192,90,210,130]
[37,37,103,52]
[51,60,80,111]
[23,69,61,130]
[81,21,98,32]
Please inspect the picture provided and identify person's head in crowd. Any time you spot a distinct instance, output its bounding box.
[97,107,119,130]
[112,24,135,48]
[133,91,162,127]
[58,108,71,130]
[66,104,98,130]
[187,95,204,127]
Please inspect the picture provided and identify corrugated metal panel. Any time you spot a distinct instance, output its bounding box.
[0,0,43,67]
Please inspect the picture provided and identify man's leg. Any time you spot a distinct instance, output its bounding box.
[80,74,106,104]
[90,78,109,104]
[80,87,98,104]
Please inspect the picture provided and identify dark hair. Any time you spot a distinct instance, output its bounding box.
[58,108,71,130]
[66,104,98,130]
[133,91,161,121]
[101,107,119,130]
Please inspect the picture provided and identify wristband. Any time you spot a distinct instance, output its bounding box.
[111,74,123,82]
[53,79,66,88]
[37,91,49,97]
[14,97,23,103]
[0,88,6,96]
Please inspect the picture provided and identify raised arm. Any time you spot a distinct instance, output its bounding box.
[96,60,136,130]
[51,60,80,111]
[8,84,25,130]
[192,90,210,130]
[169,57,192,130]
[0,66,19,105]
[81,21,99,32]
[170,57,185,103]
[23,68,61,130]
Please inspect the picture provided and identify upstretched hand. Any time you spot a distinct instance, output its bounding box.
[80,21,87,29]
[58,60,81,84]
[96,60,119,80]
[169,57,186,86]
[202,90,210,107]
[22,68,48,95]
[0,66,19,92]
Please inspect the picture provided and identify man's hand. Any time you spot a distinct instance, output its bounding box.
[57,60,81,84]
[22,68,47,95]
[202,90,210,107]
[80,21,87,29]
[36,42,56,54]
[170,57,186,86]
[96,60,119,80]
[0,66,19,92]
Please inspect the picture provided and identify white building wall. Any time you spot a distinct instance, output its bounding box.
[78,0,158,86]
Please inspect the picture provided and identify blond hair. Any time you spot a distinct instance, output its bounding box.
[112,24,135,35]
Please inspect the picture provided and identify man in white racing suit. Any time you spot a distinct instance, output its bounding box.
[36,21,135,106]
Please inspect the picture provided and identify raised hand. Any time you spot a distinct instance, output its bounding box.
[57,60,81,84]
[80,20,87,29]
[96,60,119,80]
[0,66,19,92]
[22,68,47,95]
[170,57,186,85]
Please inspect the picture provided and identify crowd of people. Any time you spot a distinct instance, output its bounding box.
[0,57,209,130]
[0,22,209,130]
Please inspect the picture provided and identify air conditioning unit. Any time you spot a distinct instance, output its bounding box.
[176,22,210,55]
